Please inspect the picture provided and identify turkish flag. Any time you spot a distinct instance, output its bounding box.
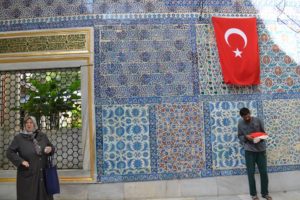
[212,17,260,85]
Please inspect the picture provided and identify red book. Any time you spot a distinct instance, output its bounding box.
[248,132,268,143]
[249,132,268,139]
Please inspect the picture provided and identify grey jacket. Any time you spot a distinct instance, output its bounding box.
[238,116,266,152]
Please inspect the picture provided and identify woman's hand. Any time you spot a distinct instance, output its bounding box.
[44,146,52,154]
[22,161,29,168]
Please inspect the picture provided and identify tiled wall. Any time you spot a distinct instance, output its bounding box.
[1,0,300,183]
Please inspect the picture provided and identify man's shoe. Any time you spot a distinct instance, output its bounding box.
[262,194,272,200]
[252,195,259,200]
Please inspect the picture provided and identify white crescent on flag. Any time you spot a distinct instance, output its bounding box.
[224,28,248,48]
[224,28,248,57]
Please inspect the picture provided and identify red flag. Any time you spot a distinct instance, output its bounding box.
[212,17,260,85]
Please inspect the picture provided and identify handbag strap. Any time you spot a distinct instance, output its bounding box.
[47,155,54,168]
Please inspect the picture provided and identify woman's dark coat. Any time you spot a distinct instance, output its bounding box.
[6,131,54,200]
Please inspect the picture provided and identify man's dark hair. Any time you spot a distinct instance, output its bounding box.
[239,107,250,117]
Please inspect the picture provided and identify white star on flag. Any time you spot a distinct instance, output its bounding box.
[233,48,242,57]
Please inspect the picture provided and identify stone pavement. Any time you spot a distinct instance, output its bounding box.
[146,190,300,200]
[2,171,300,200]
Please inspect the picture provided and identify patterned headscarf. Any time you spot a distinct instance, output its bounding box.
[23,116,42,155]
[23,116,38,133]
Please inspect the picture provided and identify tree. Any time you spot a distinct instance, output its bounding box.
[19,72,81,129]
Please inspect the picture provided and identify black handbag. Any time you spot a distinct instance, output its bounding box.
[44,155,60,195]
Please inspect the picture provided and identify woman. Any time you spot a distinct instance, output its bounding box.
[7,116,54,200]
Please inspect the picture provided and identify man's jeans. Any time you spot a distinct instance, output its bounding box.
[245,150,269,197]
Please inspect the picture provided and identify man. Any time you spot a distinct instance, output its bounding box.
[238,107,272,200]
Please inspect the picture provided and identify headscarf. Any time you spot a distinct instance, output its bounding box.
[23,116,38,134]
[22,116,42,155]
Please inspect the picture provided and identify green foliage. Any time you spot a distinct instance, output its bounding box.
[19,72,81,129]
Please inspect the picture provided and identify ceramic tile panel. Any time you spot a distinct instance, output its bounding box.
[156,103,205,173]
[258,26,300,93]
[95,24,196,103]
[100,105,151,175]
[263,99,300,166]
[209,101,258,170]
[0,0,93,20]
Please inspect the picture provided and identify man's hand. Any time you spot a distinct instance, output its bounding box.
[245,135,254,141]
[22,161,29,168]
[253,138,261,143]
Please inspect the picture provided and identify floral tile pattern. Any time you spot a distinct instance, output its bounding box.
[0,0,275,20]
[156,103,205,173]
[93,0,168,14]
[95,24,195,102]
[263,99,300,166]
[0,0,93,19]
[258,26,300,93]
[101,105,151,175]
[209,101,258,170]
